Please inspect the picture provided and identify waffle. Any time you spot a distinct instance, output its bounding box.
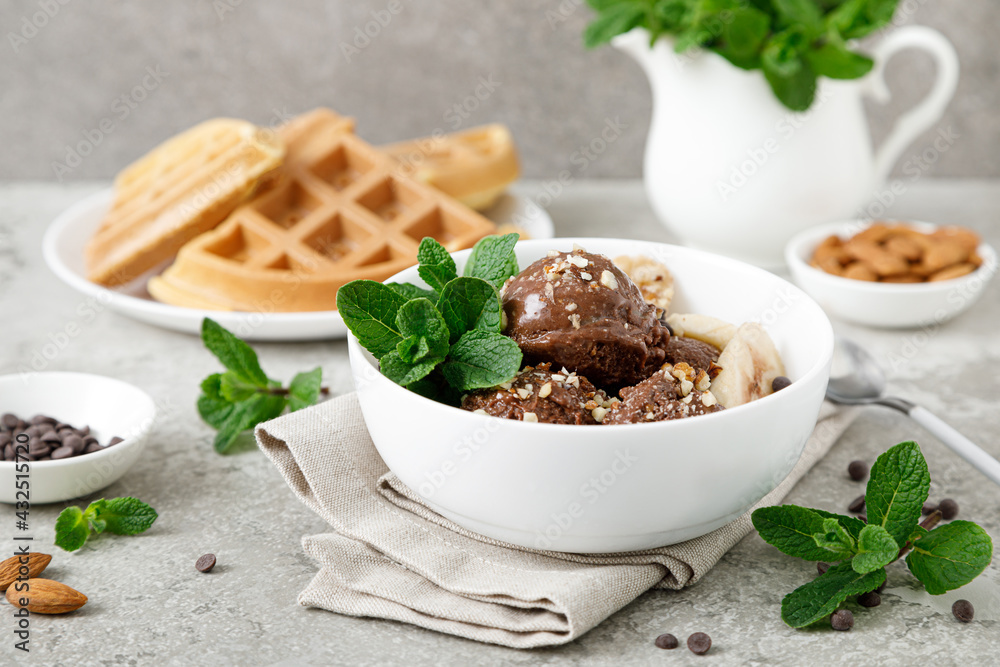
[382,124,520,210]
[147,109,498,312]
[86,118,285,286]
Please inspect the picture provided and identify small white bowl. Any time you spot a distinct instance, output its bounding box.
[348,238,834,553]
[0,372,156,504]
[786,220,997,328]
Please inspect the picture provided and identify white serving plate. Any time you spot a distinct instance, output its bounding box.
[786,220,997,328]
[43,188,554,341]
[349,238,834,553]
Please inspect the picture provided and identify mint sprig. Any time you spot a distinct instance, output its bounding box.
[583,0,898,111]
[54,497,158,552]
[197,318,327,453]
[338,234,523,400]
[752,441,993,628]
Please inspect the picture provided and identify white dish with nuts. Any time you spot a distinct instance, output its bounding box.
[347,238,834,553]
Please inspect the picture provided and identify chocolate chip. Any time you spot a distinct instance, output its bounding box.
[772,376,792,392]
[54,422,71,432]
[196,553,217,573]
[952,599,974,623]
[3,444,13,460]
[0,432,9,447]
[83,436,98,447]
[30,414,49,425]
[830,609,854,631]
[108,436,124,447]
[938,498,959,520]
[78,425,90,436]
[922,502,939,515]
[62,434,85,454]
[654,633,679,649]
[24,425,42,439]
[857,591,881,607]
[817,562,830,575]
[50,446,74,460]
[84,443,104,454]
[858,514,867,523]
[848,494,866,513]
[848,460,868,481]
[876,579,886,593]
[41,430,62,443]
[686,632,711,654]
[1,414,18,429]
[27,440,50,457]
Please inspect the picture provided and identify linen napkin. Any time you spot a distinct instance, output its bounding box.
[256,393,857,649]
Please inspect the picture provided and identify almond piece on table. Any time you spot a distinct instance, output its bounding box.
[5,578,87,614]
[0,553,52,591]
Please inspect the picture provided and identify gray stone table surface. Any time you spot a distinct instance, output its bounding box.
[0,180,998,666]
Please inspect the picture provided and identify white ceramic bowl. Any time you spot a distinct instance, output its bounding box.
[348,238,834,553]
[786,220,997,328]
[0,372,156,504]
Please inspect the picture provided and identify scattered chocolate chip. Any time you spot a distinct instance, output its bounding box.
[848,494,866,513]
[938,498,959,521]
[952,599,974,623]
[50,446,74,460]
[857,591,881,607]
[922,502,939,515]
[687,632,711,655]
[876,579,886,594]
[196,553,217,573]
[830,609,854,631]
[920,509,943,531]
[108,436,124,446]
[858,515,867,523]
[817,562,830,575]
[654,633,679,649]
[772,376,792,392]
[848,460,868,481]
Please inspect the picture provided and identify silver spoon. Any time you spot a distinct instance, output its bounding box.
[826,338,1000,487]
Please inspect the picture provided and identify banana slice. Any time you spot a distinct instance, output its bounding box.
[613,255,675,314]
[665,313,737,350]
[710,323,786,408]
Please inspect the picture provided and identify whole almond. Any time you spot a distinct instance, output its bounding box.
[0,553,52,591]
[5,578,87,614]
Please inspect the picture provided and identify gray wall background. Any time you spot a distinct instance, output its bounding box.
[2,1,997,181]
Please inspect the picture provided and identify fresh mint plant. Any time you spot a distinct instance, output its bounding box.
[197,318,326,453]
[338,234,523,401]
[54,497,158,552]
[584,0,900,111]
[752,441,993,628]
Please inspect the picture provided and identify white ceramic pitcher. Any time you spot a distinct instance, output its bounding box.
[613,26,959,267]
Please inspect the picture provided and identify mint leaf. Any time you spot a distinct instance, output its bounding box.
[380,350,445,387]
[865,441,930,548]
[387,282,437,302]
[201,318,269,387]
[805,33,873,80]
[463,233,520,289]
[212,393,287,453]
[717,7,770,69]
[93,497,158,536]
[197,373,235,429]
[583,2,645,48]
[752,505,849,561]
[337,280,408,358]
[54,506,90,552]
[772,0,823,31]
[219,371,261,402]
[416,237,458,292]
[441,330,522,391]
[812,517,857,559]
[83,501,107,534]
[397,298,450,358]
[906,521,994,595]
[781,561,886,628]
[437,277,503,343]
[288,367,323,412]
[852,524,899,574]
[810,509,868,543]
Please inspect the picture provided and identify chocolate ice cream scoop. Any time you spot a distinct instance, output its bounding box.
[603,367,724,425]
[501,249,670,388]
[461,363,615,425]
[664,336,720,373]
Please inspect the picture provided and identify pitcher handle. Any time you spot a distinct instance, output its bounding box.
[865,25,960,183]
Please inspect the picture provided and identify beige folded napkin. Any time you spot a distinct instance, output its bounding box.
[256,393,857,649]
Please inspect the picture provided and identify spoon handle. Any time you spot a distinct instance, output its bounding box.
[909,406,1000,487]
